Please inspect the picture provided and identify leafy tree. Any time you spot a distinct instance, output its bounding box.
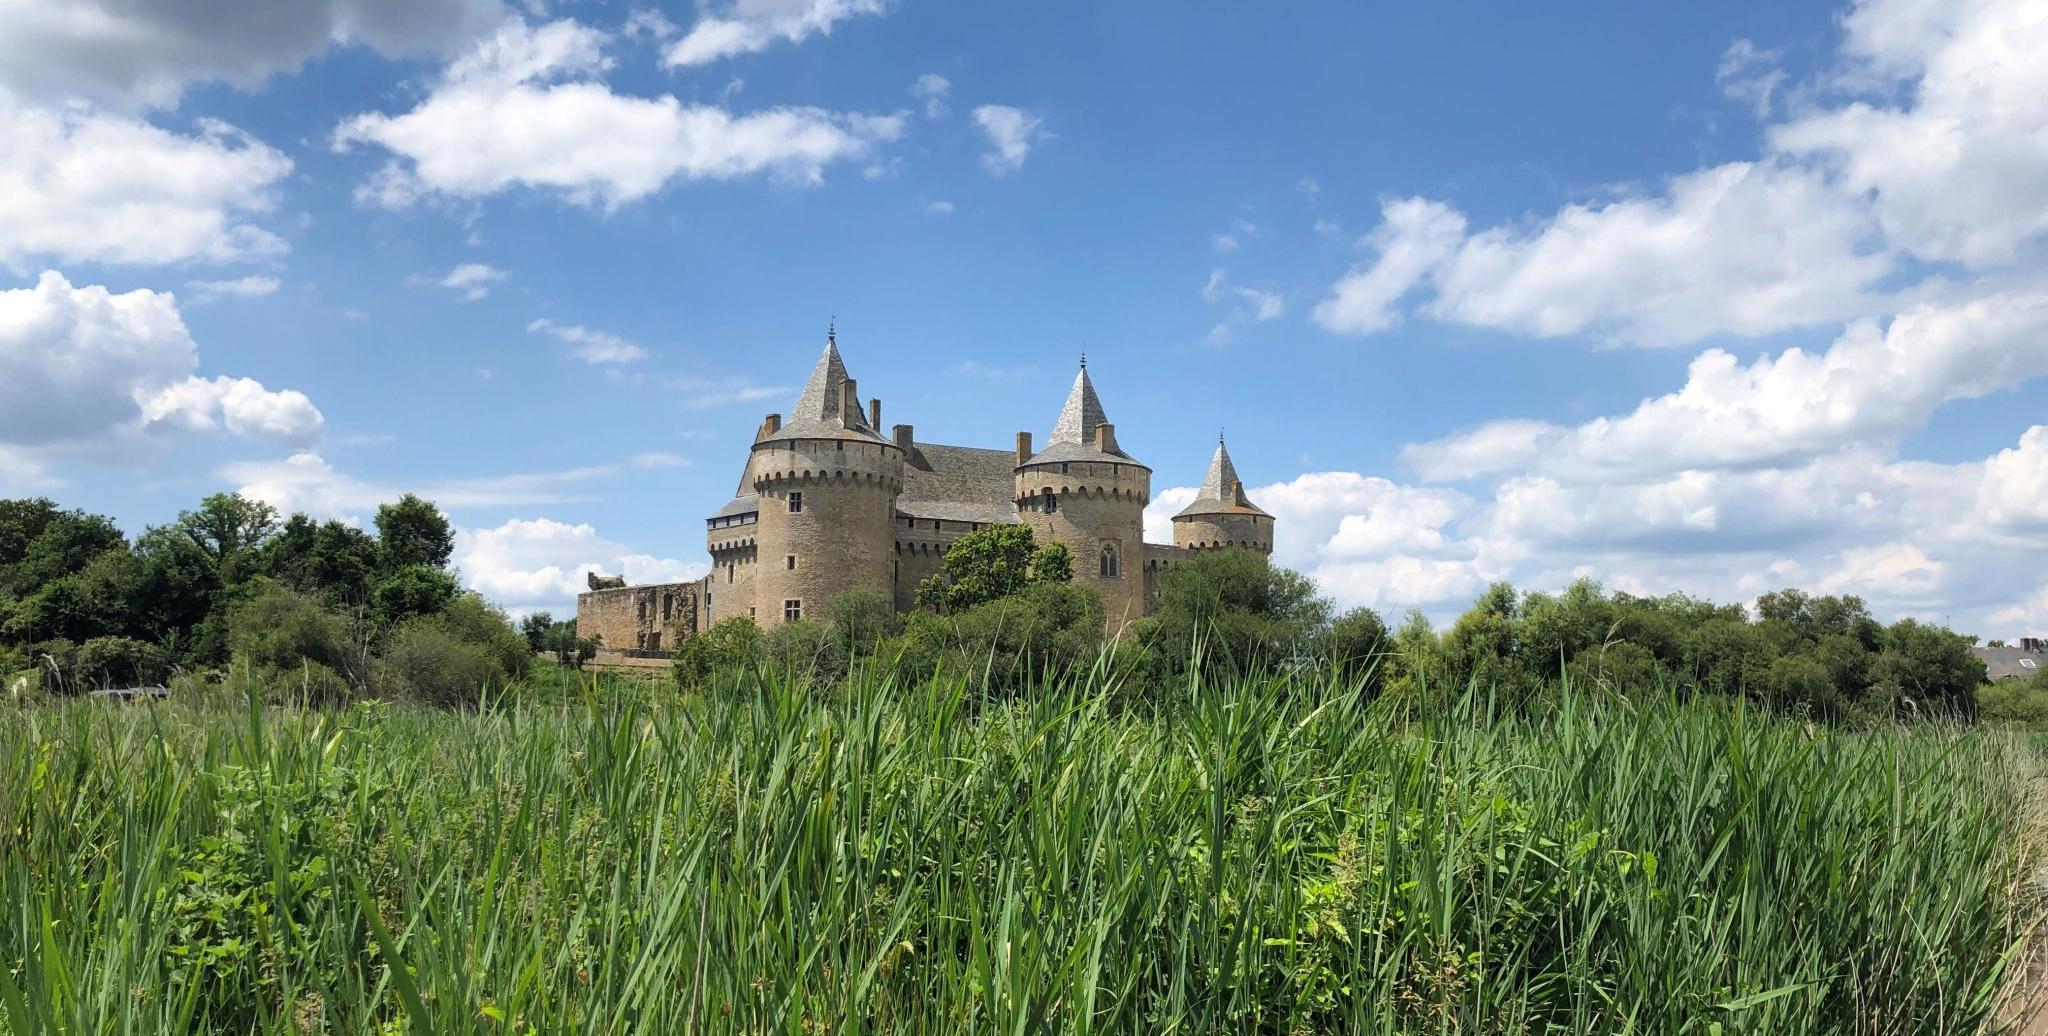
[914,525,1073,613]
[4,506,125,595]
[261,514,379,603]
[368,594,529,708]
[1979,671,2048,728]
[227,581,358,679]
[172,493,279,584]
[521,611,559,652]
[674,617,763,687]
[540,620,599,669]
[371,565,460,630]
[1140,549,1328,676]
[826,588,902,658]
[71,636,169,688]
[894,581,1104,688]
[375,494,454,572]
[1320,606,1389,690]
[1870,618,1985,719]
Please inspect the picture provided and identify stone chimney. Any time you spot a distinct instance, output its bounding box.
[1015,431,1033,465]
[759,413,782,439]
[1094,422,1118,454]
[893,424,914,451]
[839,378,860,425]
[1230,480,1247,507]
[869,397,882,429]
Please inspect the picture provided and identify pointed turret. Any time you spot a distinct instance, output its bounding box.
[1023,357,1144,467]
[1174,437,1270,518]
[758,327,888,445]
[1171,435,1273,554]
[1013,353,1152,629]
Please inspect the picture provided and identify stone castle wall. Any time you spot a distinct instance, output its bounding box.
[891,516,975,611]
[750,438,903,625]
[577,582,701,652]
[1172,512,1274,553]
[1014,458,1150,630]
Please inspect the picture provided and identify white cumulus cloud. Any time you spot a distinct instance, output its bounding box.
[455,516,705,616]
[0,271,321,461]
[0,96,291,269]
[972,105,1048,174]
[529,317,650,364]
[336,19,906,209]
[0,0,504,108]
[664,0,891,67]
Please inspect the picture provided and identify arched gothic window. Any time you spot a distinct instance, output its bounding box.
[1042,487,1057,513]
[1100,544,1120,579]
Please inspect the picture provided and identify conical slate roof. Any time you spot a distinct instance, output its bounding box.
[1025,360,1144,466]
[1174,439,1270,517]
[1049,365,1108,445]
[759,333,889,445]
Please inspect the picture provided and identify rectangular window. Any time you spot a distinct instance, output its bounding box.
[2024,659,2040,669]
[784,599,802,622]
[788,492,803,513]
[749,607,756,619]
[786,554,797,570]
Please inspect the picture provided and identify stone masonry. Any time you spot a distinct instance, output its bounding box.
[579,327,1276,641]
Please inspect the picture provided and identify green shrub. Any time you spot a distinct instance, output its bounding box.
[673,617,762,688]
[761,619,846,681]
[892,580,1103,688]
[75,635,170,688]
[825,588,901,657]
[1978,674,2048,729]
[370,624,507,708]
[227,580,357,678]
[430,593,531,682]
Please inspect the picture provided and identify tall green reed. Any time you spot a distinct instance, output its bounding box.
[0,661,2037,1033]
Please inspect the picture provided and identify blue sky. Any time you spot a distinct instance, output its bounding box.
[3,0,2045,635]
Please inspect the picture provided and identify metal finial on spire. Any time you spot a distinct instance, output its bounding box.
[827,316,836,346]
[1219,426,1226,444]
[1079,345,1087,370]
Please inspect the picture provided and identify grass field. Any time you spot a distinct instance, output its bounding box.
[2,664,2042,1034]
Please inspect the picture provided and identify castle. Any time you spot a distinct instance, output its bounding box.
[576,329,1275,651]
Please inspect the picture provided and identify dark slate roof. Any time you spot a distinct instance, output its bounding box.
[1174,440,1271,518]
[1973,645,2047,681]
[710,494,759,519]
[759,337,890,446]
[900,442,1019,526]
[1025,363,1144,467]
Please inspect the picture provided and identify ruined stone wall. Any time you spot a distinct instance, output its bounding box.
[576,581,701,652]
[750,438,903,627]
[1015,459,1150,630]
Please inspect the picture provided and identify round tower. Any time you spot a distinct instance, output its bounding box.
[1014,359,1150,629]
[749,328,903,627]
[1171,435,1273,554]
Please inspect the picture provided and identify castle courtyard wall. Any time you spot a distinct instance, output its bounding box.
[577,582,701,652]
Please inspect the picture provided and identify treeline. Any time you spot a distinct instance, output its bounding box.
[678,524,1999,725]
[4,495,2016,725]
[0,493,529,703]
